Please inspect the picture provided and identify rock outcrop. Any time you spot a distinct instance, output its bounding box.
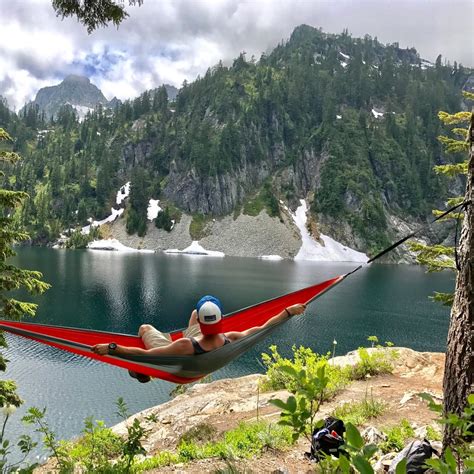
[108,348,444,473]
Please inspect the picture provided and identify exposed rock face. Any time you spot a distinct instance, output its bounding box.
[112,374,284,451]
[162,147,326,216]
[122,139,154,168]
[331,347,445,380]
[163,164,248,215]
[315,214,366,252]
[25,75,109,119]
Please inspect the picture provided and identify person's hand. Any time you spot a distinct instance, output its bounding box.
[286,303,306,316]
[92,344,109,355]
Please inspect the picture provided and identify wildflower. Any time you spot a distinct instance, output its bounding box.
[333,339,337,345]
[1,404,17,416]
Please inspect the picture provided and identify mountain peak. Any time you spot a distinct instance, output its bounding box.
[24,75,108,119]
[62,74,91,85]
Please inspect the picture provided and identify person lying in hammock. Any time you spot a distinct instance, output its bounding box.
[91,295,306,383]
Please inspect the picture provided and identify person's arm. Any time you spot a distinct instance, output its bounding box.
[188,309,198,328]
[227,303,306,340]
[91,338,193,356]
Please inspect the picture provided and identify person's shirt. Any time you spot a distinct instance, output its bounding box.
[189,335,231,354]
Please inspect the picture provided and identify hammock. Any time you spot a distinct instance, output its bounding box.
[0,275,344,384]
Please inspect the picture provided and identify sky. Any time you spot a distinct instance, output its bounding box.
[1,0,473,110]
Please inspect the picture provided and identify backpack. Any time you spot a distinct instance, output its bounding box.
[306,417,346,462]
[388,439,438,473]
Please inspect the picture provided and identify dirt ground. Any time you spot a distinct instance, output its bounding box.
[149,354,444,473]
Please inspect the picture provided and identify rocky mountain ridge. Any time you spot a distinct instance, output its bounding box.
[23,74,109,119]
[19,75,179,120]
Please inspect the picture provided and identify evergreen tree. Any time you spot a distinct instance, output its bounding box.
[410,99,472,304]
[440,107,473,454]
[0,129,50,408]
[409,94,473,455]
[152,86,169,116]
[155,207,173,231]
[126,167,149,236]
[51,0,143,33]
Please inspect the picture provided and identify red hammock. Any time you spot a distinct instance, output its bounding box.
[0,275,344,384]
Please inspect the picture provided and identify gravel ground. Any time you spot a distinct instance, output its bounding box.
[110,209,302,258]
[110,214,193,251]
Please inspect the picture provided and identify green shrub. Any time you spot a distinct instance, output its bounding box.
[174,421,293,463]
[380,419,415,453]
[155,207,173,231]
[60,418,123,472]
[332,396,386,426]
[179,422,218,445]
[177,440,202,461]
[222,421,292,456]
[132,451,179,472]
[426,425,442,442]
[242,193,265,216]
[349,345,398,380]
[242,183,280,218]
[260,344,350,399]
[189,213,211,240]
[65,227,100,249]
[421,392,474,473]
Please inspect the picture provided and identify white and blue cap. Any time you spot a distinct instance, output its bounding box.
[196,295,223,335]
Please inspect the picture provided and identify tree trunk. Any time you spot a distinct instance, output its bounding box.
[442,112,474,450]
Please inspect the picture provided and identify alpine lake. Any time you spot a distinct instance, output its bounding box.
[4,247,453,460]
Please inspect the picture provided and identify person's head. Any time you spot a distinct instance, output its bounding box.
[196,295,223,336]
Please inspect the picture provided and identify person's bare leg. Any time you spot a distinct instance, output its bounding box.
[129,324,156,383]
[138,324,154,344]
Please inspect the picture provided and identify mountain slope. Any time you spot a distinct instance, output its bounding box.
[8,25,473,254]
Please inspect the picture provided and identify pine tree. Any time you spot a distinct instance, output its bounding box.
[410,93,473,454]
[410,95,472,305]
[126,167,149,236]
[51,0,143,33]
[0,129,50,407]
[442,107,473,454]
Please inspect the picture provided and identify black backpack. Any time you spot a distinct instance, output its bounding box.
[306,417,346,461]
[388,439,439,473]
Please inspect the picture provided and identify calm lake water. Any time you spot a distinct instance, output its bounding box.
[4,247,453,459]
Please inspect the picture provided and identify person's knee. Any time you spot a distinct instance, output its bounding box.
[139,324,154,337]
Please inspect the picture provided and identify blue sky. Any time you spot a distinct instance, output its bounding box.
[0,0,472,110]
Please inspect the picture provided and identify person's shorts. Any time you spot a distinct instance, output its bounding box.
[142,324,202,349]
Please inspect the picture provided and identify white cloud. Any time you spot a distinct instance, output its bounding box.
[0,0,472,110]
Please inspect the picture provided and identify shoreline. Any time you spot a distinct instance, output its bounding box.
[83,201,372,262]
